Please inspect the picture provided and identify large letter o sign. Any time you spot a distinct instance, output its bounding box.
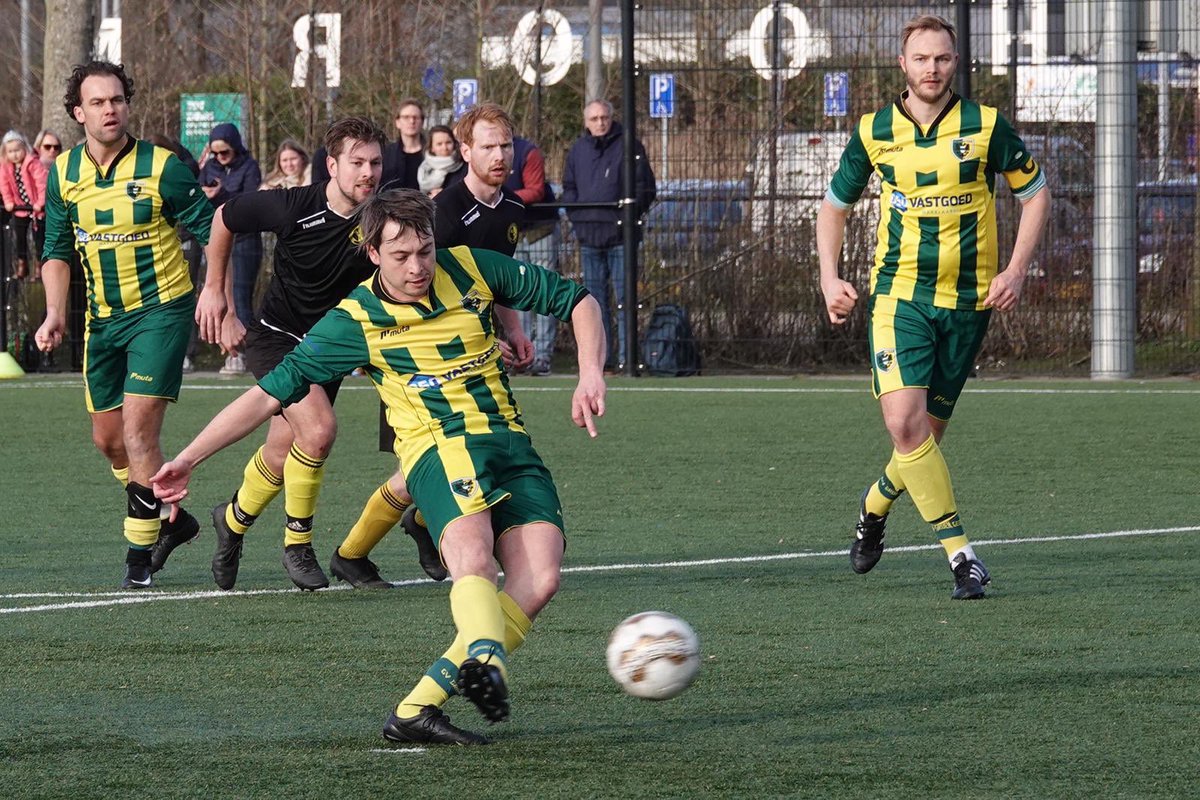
[749,4,811,81]
[512,9,573,86]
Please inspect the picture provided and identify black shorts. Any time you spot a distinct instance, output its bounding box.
[244,319,343,405]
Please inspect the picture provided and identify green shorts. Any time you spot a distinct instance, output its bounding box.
[407,430,565,545]
[867,295,991,420]
[83,296,195,413]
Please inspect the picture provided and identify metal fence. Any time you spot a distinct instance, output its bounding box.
[1,0,1197,376]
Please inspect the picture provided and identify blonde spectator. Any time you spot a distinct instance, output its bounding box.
[260,139,311,190]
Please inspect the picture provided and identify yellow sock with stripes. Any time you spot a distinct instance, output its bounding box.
[396,591,531,719]
[227,447,283,534]
[339,482,409,559]
[282,444,326,547]
[894,435,975,564]
[111,465,129,487]
[863,452,906,517]
[414,509,427,528]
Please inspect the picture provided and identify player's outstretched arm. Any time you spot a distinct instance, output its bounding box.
[985,186,1052,312]
[816,199,859,325]
[568,295,607,437]
[151,386,282,503]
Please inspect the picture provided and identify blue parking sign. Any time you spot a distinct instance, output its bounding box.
[824,72,849,117]
[453,78,478,120]
[650,73,674,119]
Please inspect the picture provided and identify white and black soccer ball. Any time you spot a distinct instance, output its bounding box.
[606,611,701,700]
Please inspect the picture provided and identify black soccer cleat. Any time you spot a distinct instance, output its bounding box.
[456,658,510,723]
[282,543,330,591]
[211,502,245,591]
[382,706,489,746]
[122,550,153,590]
[951,557,992,600]
[850,486,887,574]
[401,505,448,581]
[329,550,393,589]
[149,507,201,574]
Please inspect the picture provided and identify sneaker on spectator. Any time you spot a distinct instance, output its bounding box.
[219,354,246,375]
[531,358,552,377]
[182,356,194,374]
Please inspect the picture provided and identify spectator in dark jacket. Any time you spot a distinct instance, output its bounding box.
[200,122,262,373]
[561,99,656,370]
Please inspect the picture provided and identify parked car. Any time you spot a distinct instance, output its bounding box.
[641,178,749,267]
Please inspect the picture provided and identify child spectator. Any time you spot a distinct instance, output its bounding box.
[260,139,311,190]
[417,125,465,197]
[1,130,48,280]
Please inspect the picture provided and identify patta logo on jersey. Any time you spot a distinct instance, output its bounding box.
[889,191,908,212]
[507,223,519,245]
[349,225,364,245]
[461,289,483,313]
[450,478,477,498]
[125,180,144,200]
[874,348,896,373]
[951,137,975,161]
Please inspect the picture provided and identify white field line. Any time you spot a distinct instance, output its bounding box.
[3,380,1200,396]
[368,748,427,754]
[1,525,1195,616]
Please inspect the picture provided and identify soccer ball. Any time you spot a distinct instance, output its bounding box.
[606,611,701,700]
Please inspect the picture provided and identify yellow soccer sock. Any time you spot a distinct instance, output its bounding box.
[864,452,906,517]
[394,592,532,719]
[339,482,409,559]
[111,465,129,487]
[228,448,284,534]
[450,575,508,675]
[498,591,532,654]
[894,435,957,523]
[413,509,427,528]
[282,444,326,547]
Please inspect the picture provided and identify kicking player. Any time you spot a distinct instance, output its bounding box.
[201,116,387,591]
[34,61,214,589]
[151,188,605,744]
[816,14,1050,598]
[344,102,531,583]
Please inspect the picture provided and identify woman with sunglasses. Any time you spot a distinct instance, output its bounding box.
[33,129,63,169]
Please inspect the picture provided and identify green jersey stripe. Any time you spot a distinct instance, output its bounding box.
[134,244,159,306]
[913,217,941,305]
[955,212,980,308]
[133,141,155,179]
[875,208,903,295]
[97,250,124,313]
[872,105,894,143]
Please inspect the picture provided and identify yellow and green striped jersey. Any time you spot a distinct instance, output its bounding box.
[259,246,588,470]
[43,137,213,319]
[827,93,1046,310]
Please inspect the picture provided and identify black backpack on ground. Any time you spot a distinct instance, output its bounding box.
[642,303,700,376]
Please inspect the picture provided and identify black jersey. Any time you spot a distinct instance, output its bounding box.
[222,181,373,337]
[433,180,524,256]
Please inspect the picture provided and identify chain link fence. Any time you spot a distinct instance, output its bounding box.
[1,0,1197,375]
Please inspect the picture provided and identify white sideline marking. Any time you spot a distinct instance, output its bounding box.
[1,526,1195,615]
[4,380,1200,396]
[368,747,427,755]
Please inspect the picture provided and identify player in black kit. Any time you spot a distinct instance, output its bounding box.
[203,116,393,591]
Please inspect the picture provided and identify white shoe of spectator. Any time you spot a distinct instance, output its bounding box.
[219,354,246,375]
[182,356,194,374]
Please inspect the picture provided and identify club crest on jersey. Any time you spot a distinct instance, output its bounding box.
[507,223,519,244]
[125,180,144,200]
[951,137,975,161]
[450,478,477,498]
[461,289,483,313]
[874,348,897,373]
[349,225,364,245]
